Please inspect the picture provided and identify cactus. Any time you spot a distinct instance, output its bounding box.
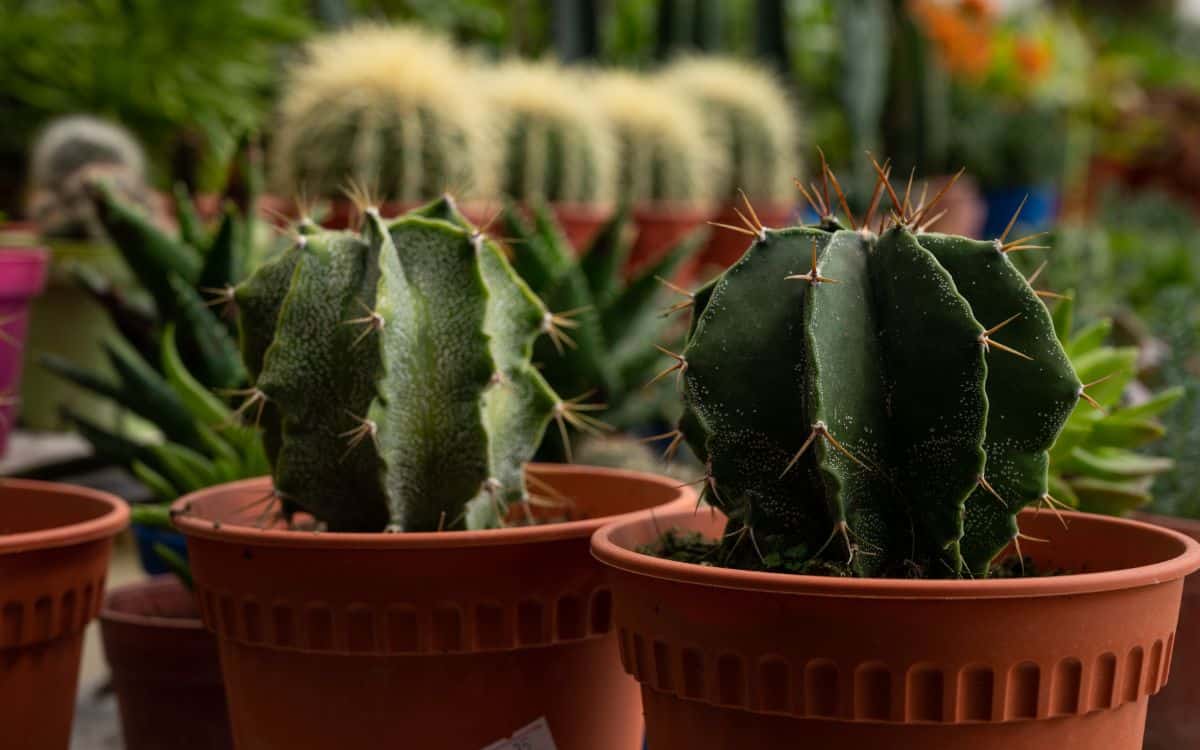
[592,71,716,206]
[669,163,1083,578]
[271,25,495,204]
[661,56,801,203]
[1045,294,1182,515]
[481,60,616,206]
[26,115,154,240]
[232,196,570,532]
[500,202,704,449]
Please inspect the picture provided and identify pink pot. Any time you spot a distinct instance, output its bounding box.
[0,246,49,455]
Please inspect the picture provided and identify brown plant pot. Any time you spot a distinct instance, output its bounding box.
[551,203,611,254]
[1135,512,1200,750]
[695,202,796,280]
[171,464,695,750]
[591,506,1200,750]
[629,204,711,277]
[100,575,232,750]
[0,479,129,749]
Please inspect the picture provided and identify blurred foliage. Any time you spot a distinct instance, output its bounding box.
[0,0,308,201]
[346,0,548,56]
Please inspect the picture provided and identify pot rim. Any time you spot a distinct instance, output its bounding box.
[591,505,1200,601]
[0,478,130,555]
[172,463,693,550]
[100,575,204,630]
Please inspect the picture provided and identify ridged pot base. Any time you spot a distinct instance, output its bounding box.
[174,464,694,750]
[593,506,1200,750]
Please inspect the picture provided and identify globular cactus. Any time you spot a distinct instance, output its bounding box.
[271,25,495,204]
[1045,294,1181,515]
[671,162,1085,578]
[481,60,616,206]
[592,72,716,206]
[26,115,155,239]
[661,56,801,203]
[500,202,704,448]
[233,196,573,532]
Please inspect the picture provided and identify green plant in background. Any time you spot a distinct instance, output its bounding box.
[24,116,155,241]
[661,56,802,204]
[662,166,1082,578]
[271,24,496,204]
[479,60,615,206]
[41,142,268,503]
[499,203,704,459]
[230,195,570,532]
[1045,294,1181,515]
[0,0,308,208]
[1145,286,1200,520]
[591,71,716,207]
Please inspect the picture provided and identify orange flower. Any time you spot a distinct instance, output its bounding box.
[959,0,994,20]
[1015,39,1052,81]
[909,0,993,79]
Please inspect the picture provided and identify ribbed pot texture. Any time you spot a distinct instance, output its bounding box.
[592,505,1200,750]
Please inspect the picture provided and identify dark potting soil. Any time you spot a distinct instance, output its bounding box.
[640,529,1065,579]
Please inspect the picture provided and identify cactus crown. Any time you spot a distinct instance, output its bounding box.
[271,25,495,204]
[592,72,716,206]
[234,196,565,532]
[662,56,801,203]
[676,161,1082,578]
[483,60,616,206]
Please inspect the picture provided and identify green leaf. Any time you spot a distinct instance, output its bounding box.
[1051,292,1074,342]
[1111,387,1185,420]
[1070,477,1152,516]
[1065,318,1113,359]
[173,182,205,251]
[198,205,239,292]
[578,206,631,305]
[1063,447,1175,481]
[1090,417,1166,450]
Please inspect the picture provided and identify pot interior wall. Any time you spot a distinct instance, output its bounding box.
[0,484,117,536]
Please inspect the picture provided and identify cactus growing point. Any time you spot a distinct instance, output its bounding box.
[671,161,1083,578]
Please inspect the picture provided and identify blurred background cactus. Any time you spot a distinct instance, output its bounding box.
[25,116,157,241]
[661,56,800,204]
[482,60,615,207]
[591,71,715,208]
[271,25,495,211]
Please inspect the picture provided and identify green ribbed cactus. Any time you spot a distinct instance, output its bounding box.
[673,166,1083,578]
[234,197,568,532]
[272,25,494,204]
[483,61,615,205]
[662,56,801,203]
[592,72,715,206]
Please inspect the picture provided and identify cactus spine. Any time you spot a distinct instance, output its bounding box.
[592,72,716,206]
[271,25,495,204]
[661,56,801,203]
[234,197,564,532]
[482,61,616,205]
[676,165,1082,578]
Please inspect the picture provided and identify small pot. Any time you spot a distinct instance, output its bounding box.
[551,203,611,254]
[981,185,1058,240]
[629,204,711,276]
[1136,512,1200,750]
[101,575,231,750]
[0,479,129,749]
[592,506,1200,750]
[0,247,48,453]
[696,202,796,279]
[172,464,694,750]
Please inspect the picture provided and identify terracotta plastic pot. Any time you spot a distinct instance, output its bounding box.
[551,203,611,254]
[592,506,1200,750]
[1136,512,1200,750]
[0,247,48,453]
[0,479,129,749]
[629,204,711,276]
[101,575,232,750]
[172,464,694,750]
[696,202,795,279]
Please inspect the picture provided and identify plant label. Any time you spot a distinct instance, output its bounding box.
[481,717,558,750]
